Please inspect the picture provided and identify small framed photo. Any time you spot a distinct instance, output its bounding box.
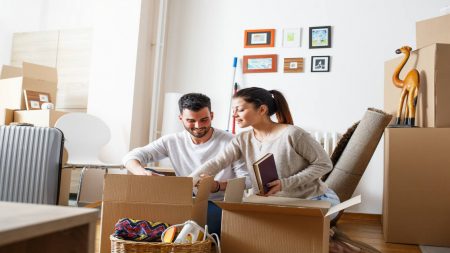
[283,28,301,48]
[283,58,304,73]
[243,54,278,73]
[309,26,331,48]
[311,56,330,72]
[23,90,52,110]
[244,29,275,48]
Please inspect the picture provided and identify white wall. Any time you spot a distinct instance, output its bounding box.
[162,0,450,213]
[0,0,149,164]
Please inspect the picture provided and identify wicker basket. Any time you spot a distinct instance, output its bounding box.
[110,235,212,253]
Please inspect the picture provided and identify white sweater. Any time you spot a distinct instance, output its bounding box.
[122,128,250,200]
[190,125,332,199]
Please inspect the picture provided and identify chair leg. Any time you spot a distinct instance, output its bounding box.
[76,167,87,205]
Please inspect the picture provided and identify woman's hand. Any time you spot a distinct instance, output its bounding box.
[265,179,282,196]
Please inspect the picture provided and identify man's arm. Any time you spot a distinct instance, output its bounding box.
[125,159,152,176]
[122,136,171,175]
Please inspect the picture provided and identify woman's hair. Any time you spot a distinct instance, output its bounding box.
[234,87,293,125]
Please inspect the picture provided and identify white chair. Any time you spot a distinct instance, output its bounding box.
[55,113,123,205]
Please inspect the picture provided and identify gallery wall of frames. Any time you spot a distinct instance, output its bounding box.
[243,26,332,74]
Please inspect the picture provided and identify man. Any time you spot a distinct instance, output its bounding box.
[123,93,250,235]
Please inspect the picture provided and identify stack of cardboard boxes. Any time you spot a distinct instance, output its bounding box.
[0,62,66,127]
[383,14,450,247]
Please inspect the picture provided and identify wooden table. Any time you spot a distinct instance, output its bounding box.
[0,202,98,253]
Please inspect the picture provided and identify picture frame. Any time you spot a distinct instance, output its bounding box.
[23,90,51,110]
[243,54,278,73]
[311,56,330,72]
[244,29,275,48]
[283,28,301,48]
[283,58,304,73]
[309,26,331,48]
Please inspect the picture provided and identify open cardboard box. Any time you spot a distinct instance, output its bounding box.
[99,174,213,253]
[0,62,57,110]
[384,43,450,127]
[216,178,361,253]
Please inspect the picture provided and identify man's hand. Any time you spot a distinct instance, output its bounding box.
[265,179,282,196]
[125,160,162,176]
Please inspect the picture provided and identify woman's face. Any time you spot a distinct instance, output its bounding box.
[232,97,267,128]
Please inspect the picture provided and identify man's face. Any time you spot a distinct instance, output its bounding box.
[179,107,213,138]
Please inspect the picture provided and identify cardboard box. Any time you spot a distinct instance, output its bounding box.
[99,174,212,253]
[216,178,361,253]
[13,109,66,127]
[0,109,14,125]
[384,43,450,127]
[383,128,450,246]
[0,62,57,110]
[416,14,450,49]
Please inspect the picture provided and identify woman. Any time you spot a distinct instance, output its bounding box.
[189,87,339,206]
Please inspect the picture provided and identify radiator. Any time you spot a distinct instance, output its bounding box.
[312,131,341,156]
[0,126,63,204]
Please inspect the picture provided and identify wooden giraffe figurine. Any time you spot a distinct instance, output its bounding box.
[392,46,420,126]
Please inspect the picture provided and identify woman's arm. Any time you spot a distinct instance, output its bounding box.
[189,138,242,183]
[280,132,332,190]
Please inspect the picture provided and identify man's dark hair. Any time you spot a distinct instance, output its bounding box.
[178,93,211,113]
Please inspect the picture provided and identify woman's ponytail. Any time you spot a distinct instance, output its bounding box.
[269,90,293,125]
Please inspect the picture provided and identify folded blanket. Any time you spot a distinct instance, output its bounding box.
[113,218,170,242]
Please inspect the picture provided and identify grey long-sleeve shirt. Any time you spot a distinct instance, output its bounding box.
[190,125,332,199]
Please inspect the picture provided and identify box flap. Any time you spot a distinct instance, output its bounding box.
[244,195,331,209]
[194,176,213,202]
[224,177,246,202]
[216,201,325,217]
[103,174,193,204]
[325,195,361,217]
[1,65,22,79]
[22,62,57,83]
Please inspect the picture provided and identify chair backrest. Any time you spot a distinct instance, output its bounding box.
[325,108,392,223]
[55,113,110,165]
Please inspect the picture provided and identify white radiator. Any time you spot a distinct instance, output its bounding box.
[312,131,341,156]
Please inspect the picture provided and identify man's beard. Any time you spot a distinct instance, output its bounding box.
[185,126,211,138]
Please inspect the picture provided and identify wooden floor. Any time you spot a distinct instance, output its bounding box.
[95,213,421,253]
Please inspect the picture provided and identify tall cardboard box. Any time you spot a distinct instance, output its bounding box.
[100,174,212,253]
[416,14,450,48]
[217,179,361,253]
[13,110,66,127]
[384,43,450,127]
[383,128,450,246]
[0,62,57,110]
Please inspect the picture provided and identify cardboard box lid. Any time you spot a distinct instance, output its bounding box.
[22,62,57,83]
[103,174,211,205]
[0,65,22,79]
[219,177,361,218]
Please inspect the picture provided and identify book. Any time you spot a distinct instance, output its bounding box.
[252,153,279,194]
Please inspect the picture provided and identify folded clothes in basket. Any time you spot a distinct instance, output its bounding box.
[113,218,170,242]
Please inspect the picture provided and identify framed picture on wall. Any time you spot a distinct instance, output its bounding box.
[283,28,301,48]
[311,56,330,72]
[309,26,331,48]
[243,54,278,73]
[283,57,304,73]
[244,29,275,48]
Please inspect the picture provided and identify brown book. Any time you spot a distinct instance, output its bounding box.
[253,153,279,194]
